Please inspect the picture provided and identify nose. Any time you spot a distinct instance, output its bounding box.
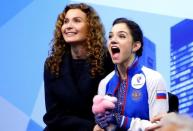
[109,37,118,45]
[65,21,73,30]
[110,40,117,45]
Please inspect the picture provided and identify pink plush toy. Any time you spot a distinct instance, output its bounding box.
[92,95,117,114]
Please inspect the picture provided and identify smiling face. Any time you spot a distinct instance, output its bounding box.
[108,23,141,66]
[61,9,88,44]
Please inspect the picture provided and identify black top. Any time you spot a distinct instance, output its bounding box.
[168,92,179,113]
[43,52,114,131]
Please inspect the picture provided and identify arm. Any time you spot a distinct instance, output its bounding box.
[95,110,158,131]
[147,73,169,120]
[128,66,169,131]
[43,64,95,130]
[110,67,169,130]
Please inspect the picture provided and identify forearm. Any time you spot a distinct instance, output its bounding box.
[114,115,157,131]
[129,117,157,131]
[44,114,95,130]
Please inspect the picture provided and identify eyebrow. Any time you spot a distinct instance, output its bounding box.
[65,16,84,20]
[109,31,129,35]
[74,17,83,19]
[118,31,128,34]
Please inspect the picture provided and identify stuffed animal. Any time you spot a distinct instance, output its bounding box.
[92,95,117,131]
[92,95,117,114]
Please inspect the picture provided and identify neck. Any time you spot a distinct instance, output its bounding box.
[71,44,87,59]
[117,54,136,80]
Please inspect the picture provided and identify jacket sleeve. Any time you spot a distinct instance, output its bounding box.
[126,117,158,131]
[43,63,95,131]
[142,66,169,119]
[120,66,169,131]
[104,116,158,131]
[122,67,169,131]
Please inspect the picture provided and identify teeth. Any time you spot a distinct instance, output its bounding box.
[66,32,76,34]
[65,32,77,36]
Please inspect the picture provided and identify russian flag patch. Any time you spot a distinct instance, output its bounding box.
[156,90,167,99]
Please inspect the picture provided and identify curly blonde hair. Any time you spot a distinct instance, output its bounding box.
[46,3,107,77]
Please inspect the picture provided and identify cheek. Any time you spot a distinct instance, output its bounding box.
[108,46,111,53]
[80,25,88,34]
[83,29,88,36]
[79,30,87,39]
[61,25,65,33]
[107,43,111,52]
[107,40,111,46]
[121,44,132,53]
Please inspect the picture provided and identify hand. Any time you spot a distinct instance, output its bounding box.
[151,113,167,123]
[104,111,116,124]
[109,101,124,127]
[105,110,123,128]
[95,113,109,129]
[93,124,105,131]
[145,123,162,131]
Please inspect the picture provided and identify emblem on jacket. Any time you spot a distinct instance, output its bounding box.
[132,89,142,101]
[131,73,145,89]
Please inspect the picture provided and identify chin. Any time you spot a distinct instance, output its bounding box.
[112,60,120,65]
[66,39,86,44]
[65,39,77,43]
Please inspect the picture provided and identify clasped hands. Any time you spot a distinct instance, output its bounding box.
[92,95,123,129]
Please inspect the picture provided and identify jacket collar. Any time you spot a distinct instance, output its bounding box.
[114,56,139,77]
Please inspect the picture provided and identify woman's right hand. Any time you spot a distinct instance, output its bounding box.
[93,124,105,131]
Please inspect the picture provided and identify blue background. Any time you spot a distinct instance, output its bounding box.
[1,0,193,130]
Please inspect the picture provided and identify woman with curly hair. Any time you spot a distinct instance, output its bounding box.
[43,3,113,131]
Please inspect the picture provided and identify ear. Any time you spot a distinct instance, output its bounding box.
[132,41,141,53]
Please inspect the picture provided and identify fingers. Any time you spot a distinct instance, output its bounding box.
[95,113,109,128]
[151,113,167,122]
[104,95,117,103]
[93,124,105,131]
[145,123,162,131]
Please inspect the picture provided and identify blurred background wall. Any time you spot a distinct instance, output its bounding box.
[1,0,193,130]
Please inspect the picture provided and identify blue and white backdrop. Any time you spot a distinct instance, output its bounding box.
[1,0,193,130]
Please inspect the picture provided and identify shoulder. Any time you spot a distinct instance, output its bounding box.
[142,66,168,91]
[98,70,115,95]
[101,70,115,83]
[44,57,50,74]
[43,57,58,81]
[142,66,163,80]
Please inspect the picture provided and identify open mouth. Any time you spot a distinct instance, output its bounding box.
[111,46,120,54]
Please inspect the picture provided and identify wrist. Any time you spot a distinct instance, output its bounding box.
[114,113,128,129]
[119,115,130,130]
[113,113,123,127]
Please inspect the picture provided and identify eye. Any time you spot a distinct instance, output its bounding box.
[63,18,69,24]
[108,34,113,39]
[74,18,81,23]
[119,34,126,38]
